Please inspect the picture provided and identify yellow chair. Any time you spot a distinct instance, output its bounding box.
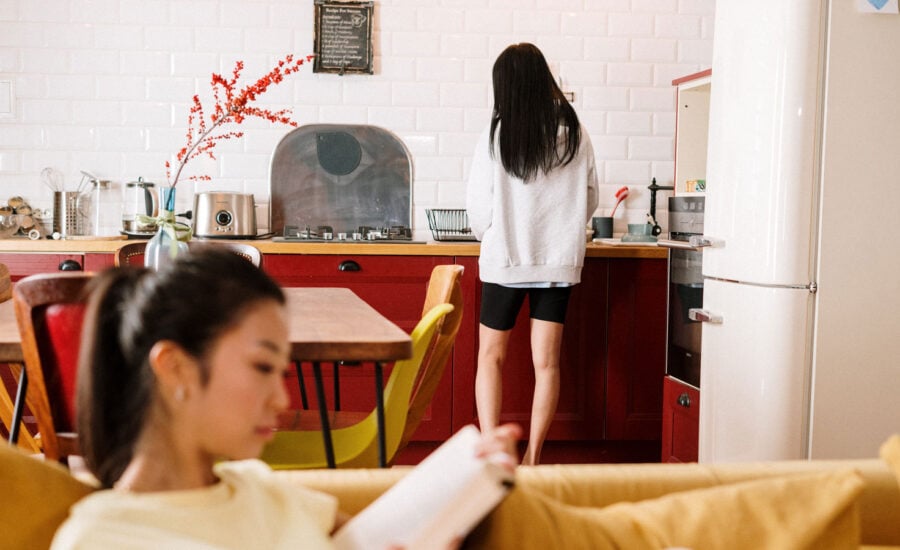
[260,303,454,469]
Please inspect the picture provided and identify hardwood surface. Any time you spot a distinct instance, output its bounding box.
[0,287,412,364]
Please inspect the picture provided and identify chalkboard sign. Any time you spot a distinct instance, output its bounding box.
[313,0,374,75]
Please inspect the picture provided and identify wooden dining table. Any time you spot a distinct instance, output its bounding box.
[1,286,412,468]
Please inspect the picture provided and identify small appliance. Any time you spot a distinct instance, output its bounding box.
[192,192,257,239]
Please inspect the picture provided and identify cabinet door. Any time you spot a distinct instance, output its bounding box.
[264,254,455,442]
[606,258,668,440]
[0,253,84,281]
[458,258,608,441]
[661,376,699,462]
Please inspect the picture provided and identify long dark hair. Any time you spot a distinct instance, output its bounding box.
[76,248,285,488]
[489,43,581,182]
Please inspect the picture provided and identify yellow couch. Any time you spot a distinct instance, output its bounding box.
[4,440,900,549]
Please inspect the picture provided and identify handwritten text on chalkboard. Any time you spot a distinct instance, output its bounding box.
[314,1,374,75]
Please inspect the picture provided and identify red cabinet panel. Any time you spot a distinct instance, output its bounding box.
[661,376,699,462]
[606,258,668,440]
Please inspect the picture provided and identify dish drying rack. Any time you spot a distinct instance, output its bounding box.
[425,209,477,242]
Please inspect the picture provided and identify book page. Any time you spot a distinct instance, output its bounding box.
[333,425,514,550]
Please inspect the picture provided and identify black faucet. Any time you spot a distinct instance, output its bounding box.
[647,177,675,236]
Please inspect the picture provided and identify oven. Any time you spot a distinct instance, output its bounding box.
[658,196,705,388]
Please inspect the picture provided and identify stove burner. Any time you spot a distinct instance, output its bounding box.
[279,224,422,243]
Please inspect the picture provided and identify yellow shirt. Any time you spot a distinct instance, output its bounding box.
[51,459,337,550]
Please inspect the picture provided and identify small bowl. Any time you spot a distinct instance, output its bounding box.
[627,223,653,236]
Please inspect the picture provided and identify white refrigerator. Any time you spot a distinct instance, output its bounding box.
[698,0,900,462]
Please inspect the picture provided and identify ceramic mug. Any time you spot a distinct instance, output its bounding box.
[592,217,613,238]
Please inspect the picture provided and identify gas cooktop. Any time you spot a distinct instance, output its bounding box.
[273,224,426,244]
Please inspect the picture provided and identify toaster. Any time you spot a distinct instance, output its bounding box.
[192,192,257,238]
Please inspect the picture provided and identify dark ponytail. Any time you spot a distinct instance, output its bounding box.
[76,248,285,488]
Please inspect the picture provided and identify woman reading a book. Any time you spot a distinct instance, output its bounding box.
[51,248,519,549]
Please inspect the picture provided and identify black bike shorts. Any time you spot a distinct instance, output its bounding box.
[479,282,573,331]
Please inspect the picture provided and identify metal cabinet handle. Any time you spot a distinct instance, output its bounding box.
[58,259,82,271]
[677,393,691,408]
[338,260,361,272]
[688,235,725,248]
[688,308,723,324]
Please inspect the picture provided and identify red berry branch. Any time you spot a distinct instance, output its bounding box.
[165,54,315,187]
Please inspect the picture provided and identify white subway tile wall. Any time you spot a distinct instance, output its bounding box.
[0,0,713,237]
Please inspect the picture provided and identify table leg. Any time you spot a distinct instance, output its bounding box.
[295,362,309,410]
[332,362,341,411]
[311,362,336,468]
[9,367,27,445]
[375,362,386,467]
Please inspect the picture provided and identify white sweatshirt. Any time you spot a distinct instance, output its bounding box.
[465,124,599,285]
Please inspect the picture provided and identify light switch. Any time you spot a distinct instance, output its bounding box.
[0,79,12,117]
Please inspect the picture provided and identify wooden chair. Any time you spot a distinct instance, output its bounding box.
[0,263,42,453]
[11,273,93,463]
[260,303,454,469]
[398,264,464,450]
[115,240,262,267]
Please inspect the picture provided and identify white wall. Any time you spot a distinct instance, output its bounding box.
[0,0,714,237]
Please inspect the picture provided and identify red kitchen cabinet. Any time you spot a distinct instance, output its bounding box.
[263,254,457,442]
[661,375,699,462]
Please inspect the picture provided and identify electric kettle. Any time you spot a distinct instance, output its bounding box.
[122,177,159,234]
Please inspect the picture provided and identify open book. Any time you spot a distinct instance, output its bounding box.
[332,425,515,550]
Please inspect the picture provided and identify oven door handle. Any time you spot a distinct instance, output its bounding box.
[657,238,703,251]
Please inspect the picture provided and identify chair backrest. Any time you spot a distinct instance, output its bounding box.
[188,241,262,267]
[115,241,262,267]
[13,273,93,462]
[114,241,146,267]
[397,264,465,450]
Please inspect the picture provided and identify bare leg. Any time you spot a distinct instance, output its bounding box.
[522,319,564,465]
[475,324,511,433]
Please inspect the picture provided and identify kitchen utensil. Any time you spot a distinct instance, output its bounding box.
[122,177,159,233]
[610,186,629,217]
[193,191,257,238]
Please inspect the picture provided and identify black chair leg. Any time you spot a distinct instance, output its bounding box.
[311,362,336,468]
[9,368,27,445]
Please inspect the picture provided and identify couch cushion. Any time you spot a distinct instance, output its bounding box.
[466,470,864,550]
[0,444,94,550]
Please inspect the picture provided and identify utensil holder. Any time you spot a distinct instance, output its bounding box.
[53,191,84,237]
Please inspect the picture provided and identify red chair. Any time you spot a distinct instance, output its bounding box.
[11,273,92,463]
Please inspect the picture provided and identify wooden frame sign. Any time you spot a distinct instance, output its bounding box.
[313,0,374,75]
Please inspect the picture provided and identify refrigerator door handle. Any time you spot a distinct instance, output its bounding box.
[688,308,723,324]
[688,235,725,248]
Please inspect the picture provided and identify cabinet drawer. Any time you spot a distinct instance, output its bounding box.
[661,376,699,462]
[0,253,84,280]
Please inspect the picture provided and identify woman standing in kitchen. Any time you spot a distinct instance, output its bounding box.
[466,43,599,465]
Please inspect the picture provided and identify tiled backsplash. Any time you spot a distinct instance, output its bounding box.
[0,0,714,238]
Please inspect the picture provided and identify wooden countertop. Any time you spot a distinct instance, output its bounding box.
[0,238,668,259]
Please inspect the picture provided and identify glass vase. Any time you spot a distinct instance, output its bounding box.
[144,186,189,270]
